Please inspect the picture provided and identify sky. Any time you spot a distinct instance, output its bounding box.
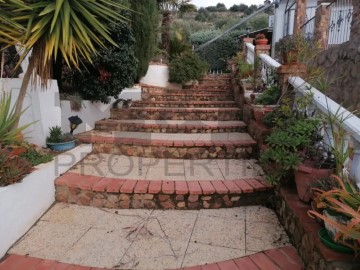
[191,0,266,9]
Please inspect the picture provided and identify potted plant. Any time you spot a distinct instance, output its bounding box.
[308,175,360,254]
[276,35,298,64]
[46,126,76,151]
[255,33,268,45]
[252,84,281,124]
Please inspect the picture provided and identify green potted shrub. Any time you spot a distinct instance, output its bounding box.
[252,84,281,124]
[276,35,298,64]
[46,126,76,151]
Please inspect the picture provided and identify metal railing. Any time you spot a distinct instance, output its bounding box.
[259,54,281,83]
[289,76,360,186]
[300,6,318,40]
[300,0,353,47]
[327,0,353,48]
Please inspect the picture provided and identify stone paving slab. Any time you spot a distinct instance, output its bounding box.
[68,154,264,181]
[9,204,291,270]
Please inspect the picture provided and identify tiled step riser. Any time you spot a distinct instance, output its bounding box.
[55,185,272,210]
[91,143,254,159]
[132,102,237,108]
[110,109,241,121]
[95,123,245,133]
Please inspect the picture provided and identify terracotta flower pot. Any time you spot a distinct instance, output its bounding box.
[283,50,299,65]
[294,163,333,203]
[255,38,268,45]
[252,105,277,124]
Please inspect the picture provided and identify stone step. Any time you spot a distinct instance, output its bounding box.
[55,173,271,209]
[77,131,256,159]
[132,100,237,108]
[182,84,231,90]
[142,86,232,94]
[142,93,234,102]
[110,107,241,121]
[95,119,247,133]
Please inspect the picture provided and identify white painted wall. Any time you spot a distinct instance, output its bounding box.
[0,78,61,147]
[0,144,92,259]
[273,0,318,43]
[140,64,169,87]
[60,87,142,134]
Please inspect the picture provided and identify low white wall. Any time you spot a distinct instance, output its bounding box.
[60,86,142,134]
[0,144,92,259]
[0,78,61,147]
[140,64,170,87]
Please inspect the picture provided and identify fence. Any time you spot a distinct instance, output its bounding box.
[245,43,255,65]
[300,0,353,47]
[327,0,353,47]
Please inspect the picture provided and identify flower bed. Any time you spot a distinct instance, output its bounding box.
[0,144,92,258]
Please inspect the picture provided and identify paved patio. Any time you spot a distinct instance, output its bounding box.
[9,204,290,270]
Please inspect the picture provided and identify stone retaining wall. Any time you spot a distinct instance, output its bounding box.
[275,188,360,270]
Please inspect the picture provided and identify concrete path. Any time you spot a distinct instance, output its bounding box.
[9,204,290,270]
[68,154,264,181]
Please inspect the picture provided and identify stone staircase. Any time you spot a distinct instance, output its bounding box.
[55,74,271,210]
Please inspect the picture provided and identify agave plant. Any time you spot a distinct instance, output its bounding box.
[0,93,33,145]
[308,175,360,253]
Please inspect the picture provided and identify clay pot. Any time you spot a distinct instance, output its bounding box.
[255,38,268,45]
[252,104,277,124]
[294,162,333,203]
[283,50,299,65]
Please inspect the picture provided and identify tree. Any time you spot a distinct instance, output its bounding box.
[130,0,159,81]
[157,0,194,55]
[0,0,129,129]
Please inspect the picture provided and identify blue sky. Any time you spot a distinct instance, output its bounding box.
[191,0,265,9]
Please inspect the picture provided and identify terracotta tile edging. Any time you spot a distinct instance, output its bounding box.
[0,246,303,270]
[55,173,273,210]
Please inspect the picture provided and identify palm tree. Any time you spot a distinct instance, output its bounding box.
[157,0,195,55]
[0,0,129,129]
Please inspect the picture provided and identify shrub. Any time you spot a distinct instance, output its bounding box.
[190,29,222,47]
[0,93,34,145]
[0,147,32,186]
[253,85,281,105]
[64,23,138,103]
[169,52,208,84]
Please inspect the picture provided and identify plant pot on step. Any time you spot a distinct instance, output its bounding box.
[294,162,333,203]
[252,104,278,124]
[47,140,76,151]
[283,50,299,65]
[255,38,268,45]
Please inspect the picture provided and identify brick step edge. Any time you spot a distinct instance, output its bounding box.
[94,121,246,133]
[172,246,303,270]
[0,246,302,270]
[55,173,273,209]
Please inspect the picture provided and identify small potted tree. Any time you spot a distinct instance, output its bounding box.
[276,35,298,64]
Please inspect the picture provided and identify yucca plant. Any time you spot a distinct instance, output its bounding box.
[0,93,33,145]
[0,0,129,129]
[308,175,360,254]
